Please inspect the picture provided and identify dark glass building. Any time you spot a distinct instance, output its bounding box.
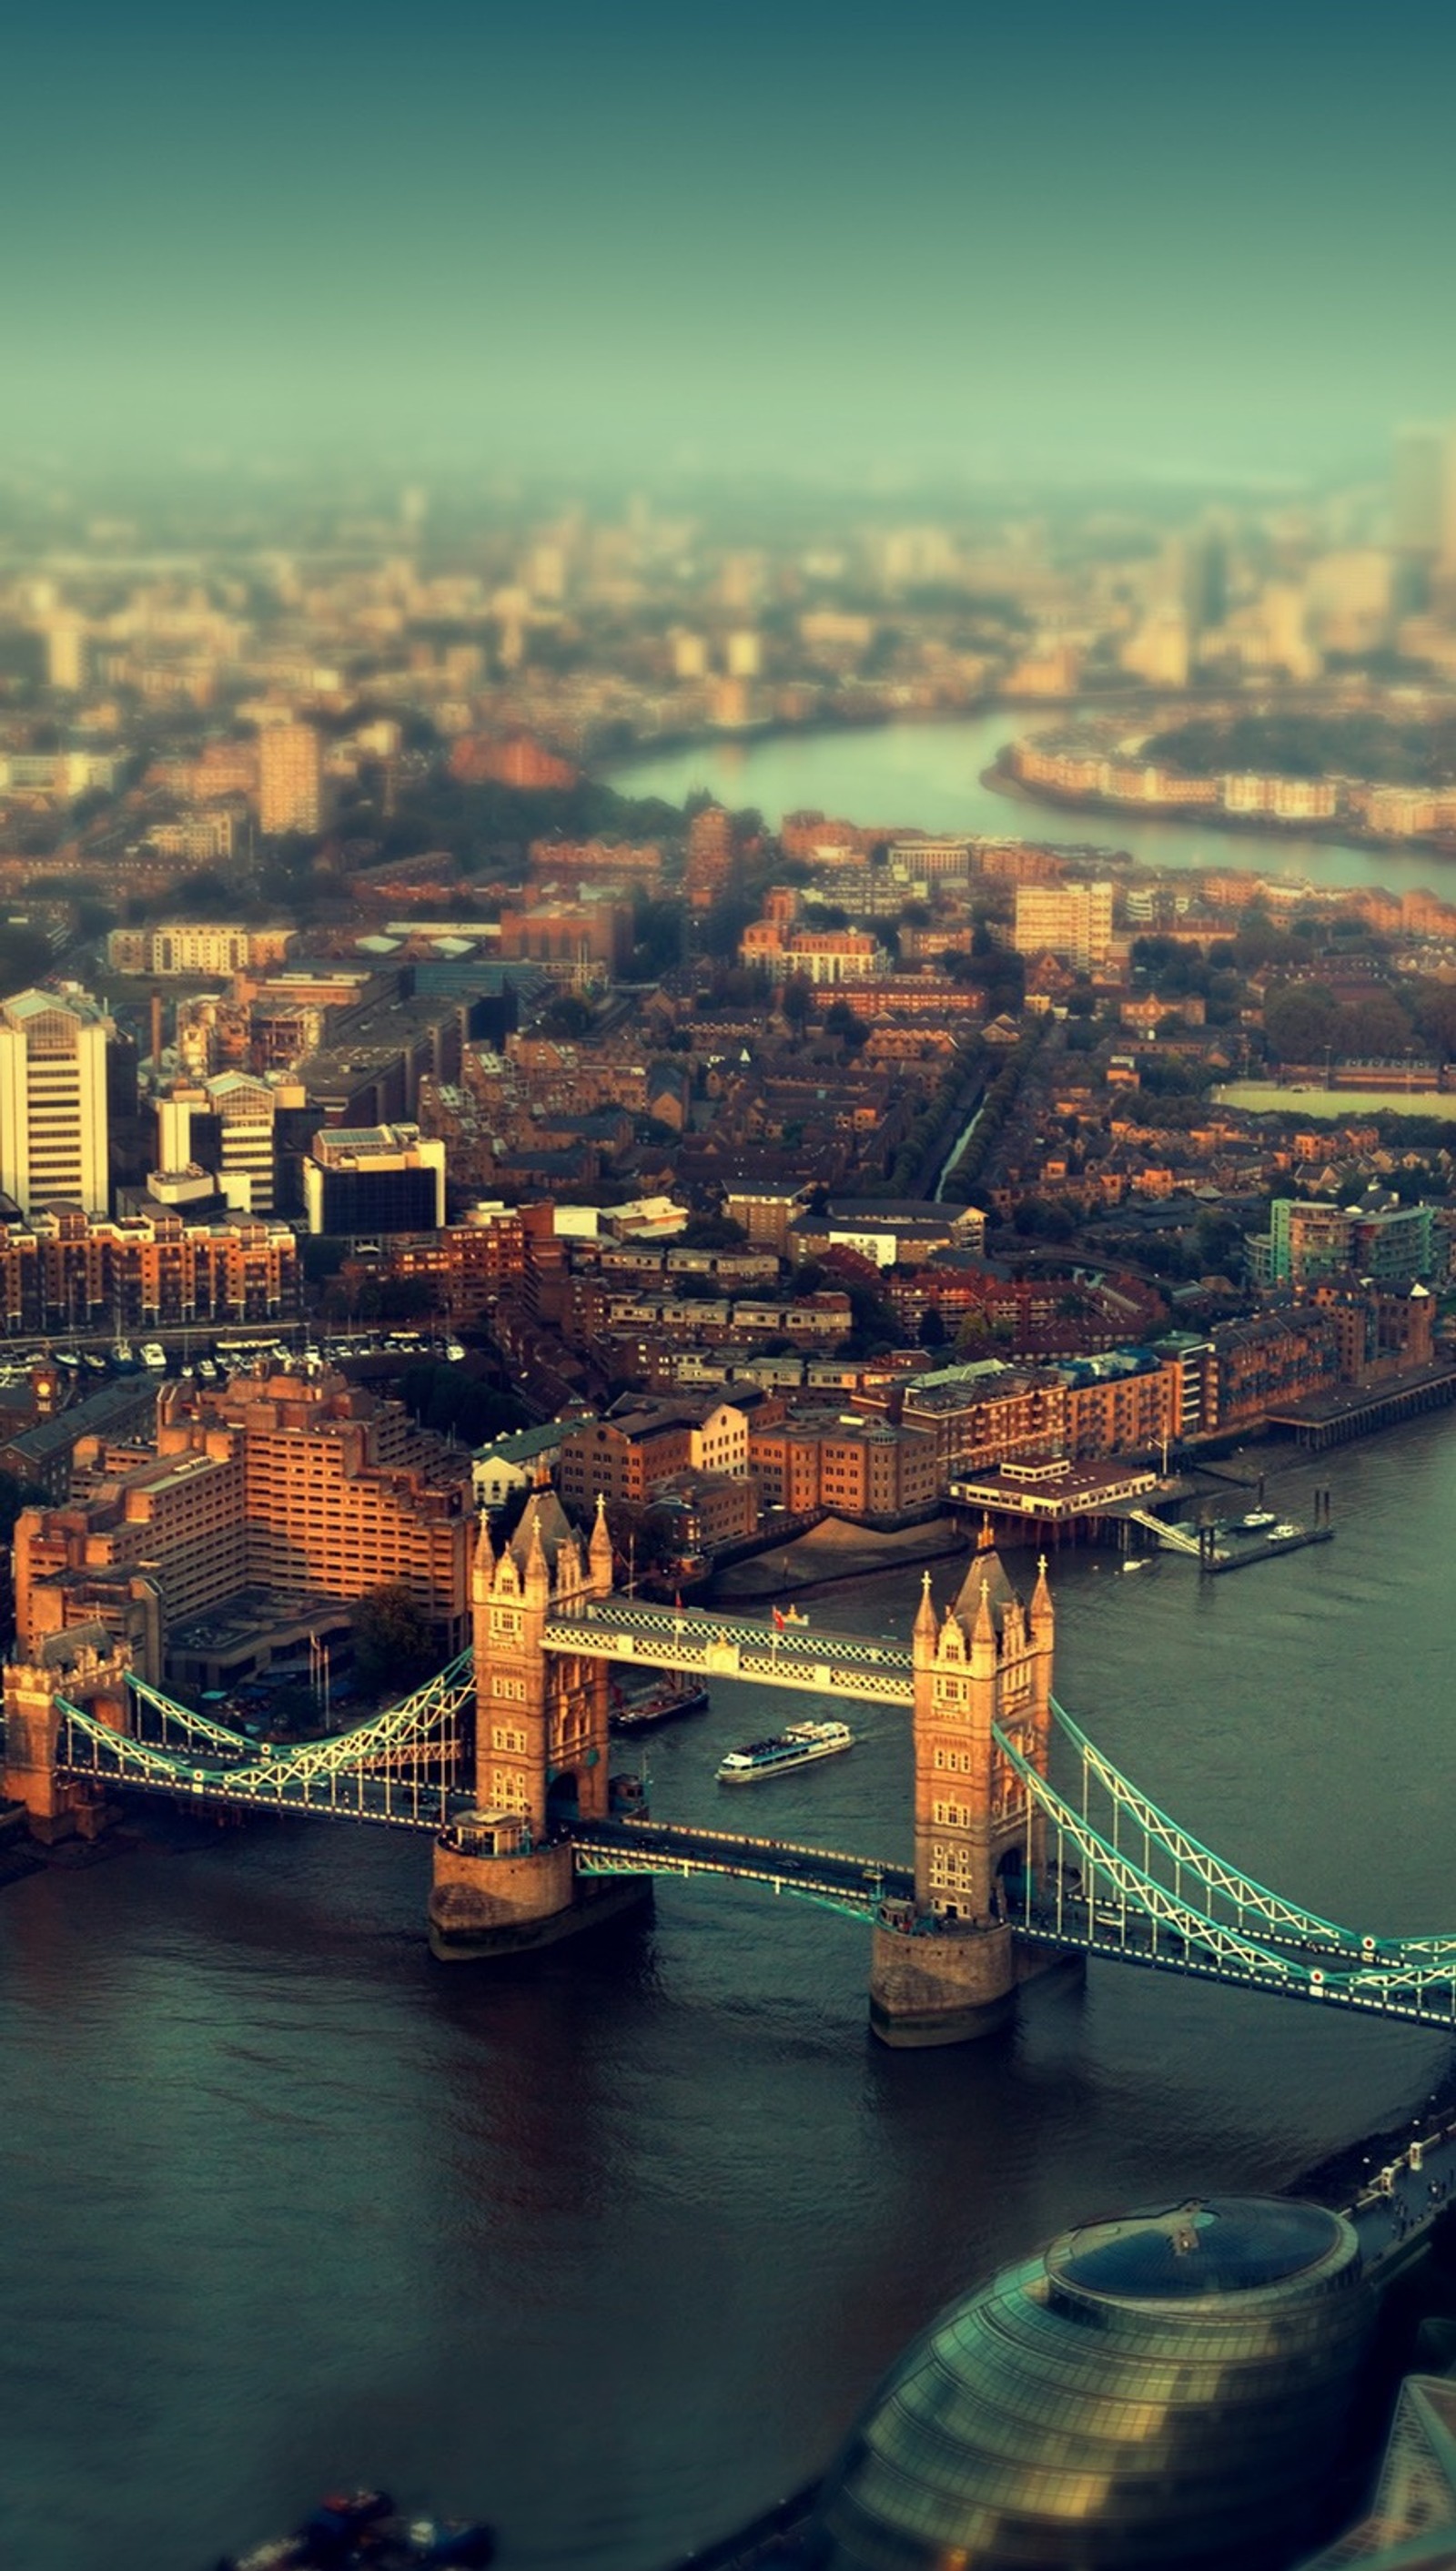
[302,1124,446,1238]
[809,2196,1374,2571]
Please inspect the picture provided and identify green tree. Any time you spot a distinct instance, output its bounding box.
[824,997,868,1052]
[350,1583,435,1694]
[1411,981,1456,1058]
[678,1213,749,1250]
[781,974,814,1032]
[1262,983,1340,1062]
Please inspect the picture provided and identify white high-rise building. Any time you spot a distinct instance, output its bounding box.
[46,620,87,693]
[1013,882,1116,970]
[0,987,112,1214]
[258,722,323,835]
[157,1072,278,1213]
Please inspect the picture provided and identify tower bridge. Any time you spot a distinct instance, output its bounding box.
[5,1491,1456,2044]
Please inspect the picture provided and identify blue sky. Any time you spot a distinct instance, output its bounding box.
[6,0,1456,481]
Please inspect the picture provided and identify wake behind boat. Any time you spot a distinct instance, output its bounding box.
[716,1718,854,1784]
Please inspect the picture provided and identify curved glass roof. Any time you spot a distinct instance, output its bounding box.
[1048,2196,1347,2304]
[811,2197,1371,2571]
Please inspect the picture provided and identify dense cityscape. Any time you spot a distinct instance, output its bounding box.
[15,3,1456,2567]
[5,426,1456,2569]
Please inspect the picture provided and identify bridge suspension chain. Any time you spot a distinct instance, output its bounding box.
[995,1722,1319,1990]
[125,1675,258,1756]
[1048,1695,1383,1955]
[53,1649,478,1831]
[996,1724,1456,2019]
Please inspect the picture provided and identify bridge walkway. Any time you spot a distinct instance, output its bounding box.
[541,1602,914,1706]
[1123,1508,1202,1556]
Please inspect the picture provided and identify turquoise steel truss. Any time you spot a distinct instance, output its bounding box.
[995,1719,1456,2028]
[16,1601,1456,2027]
[54,1653,476,1831]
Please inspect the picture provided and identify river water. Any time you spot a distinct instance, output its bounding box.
[4,1422,1456,2571]
[611,710,1456,898]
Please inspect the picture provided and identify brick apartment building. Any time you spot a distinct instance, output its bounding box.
[14,1365,473,1683]
[557,1398,751,1513]
[0,1205,299,1335]
[749,1413,939,1522]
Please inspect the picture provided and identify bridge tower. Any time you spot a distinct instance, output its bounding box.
[429,1492,647,1960]
[2,1634,133,1841]
[870,1533,1072,2044]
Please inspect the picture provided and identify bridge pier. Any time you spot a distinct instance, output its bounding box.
[870,1914,1018,2044]
[869,1914,1086,2046]
[3,1646,130,1844]
[429,1814,651,1960]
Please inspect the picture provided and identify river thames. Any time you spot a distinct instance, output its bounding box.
[4,1423,1456,2570]
[612,709,1456,900]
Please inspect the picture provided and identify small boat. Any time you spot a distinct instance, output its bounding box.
[1238,1510,1277,1532]
[1272,1521,1301,1540]
[717,1718,854,1783]
[112,1338,136,1370]
[1120,1556,1154,1574]
[610,1677,710,1734]
[444,1339,467,1362]
[221,2486,496,2570]
[140,1341,167,1372]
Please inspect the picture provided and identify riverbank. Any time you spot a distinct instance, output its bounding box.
[710,1511,968,1604]
[609,710,1456,898]
[983,756,1456,868]
[602,688,1199,786]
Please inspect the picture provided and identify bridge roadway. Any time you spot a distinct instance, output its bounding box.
[1016,1896,1456,2029]
[567,1814,914,1917]
[541,1602,915,1706]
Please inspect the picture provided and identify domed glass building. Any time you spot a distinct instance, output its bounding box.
[808,2196,1374,2571]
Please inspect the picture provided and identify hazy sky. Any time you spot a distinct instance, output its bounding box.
[6,0,1456,484]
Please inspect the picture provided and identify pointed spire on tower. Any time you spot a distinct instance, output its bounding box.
[522,1503,550,1598]
[589,1491,614,1596]
[977,1513,996,1554]
[1030,1552,1054,1629]
[972,1575,996,1650]
[472,1506,496,1596]
[913,1567,937,1648]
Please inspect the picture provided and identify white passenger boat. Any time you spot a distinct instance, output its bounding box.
[716,1719,854,1784]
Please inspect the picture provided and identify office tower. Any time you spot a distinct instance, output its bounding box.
[157,1073,279,1214]
[46,621,87,693]
[684,802,736,910]
[726,630,762,678]
[303,1125,447,1235]
[0,987,112,1215]
[258,722,323,835]
[1392,425,1450,555]
[1181,530,1227,634]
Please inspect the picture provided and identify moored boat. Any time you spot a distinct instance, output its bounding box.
[610,1677,710,1734]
